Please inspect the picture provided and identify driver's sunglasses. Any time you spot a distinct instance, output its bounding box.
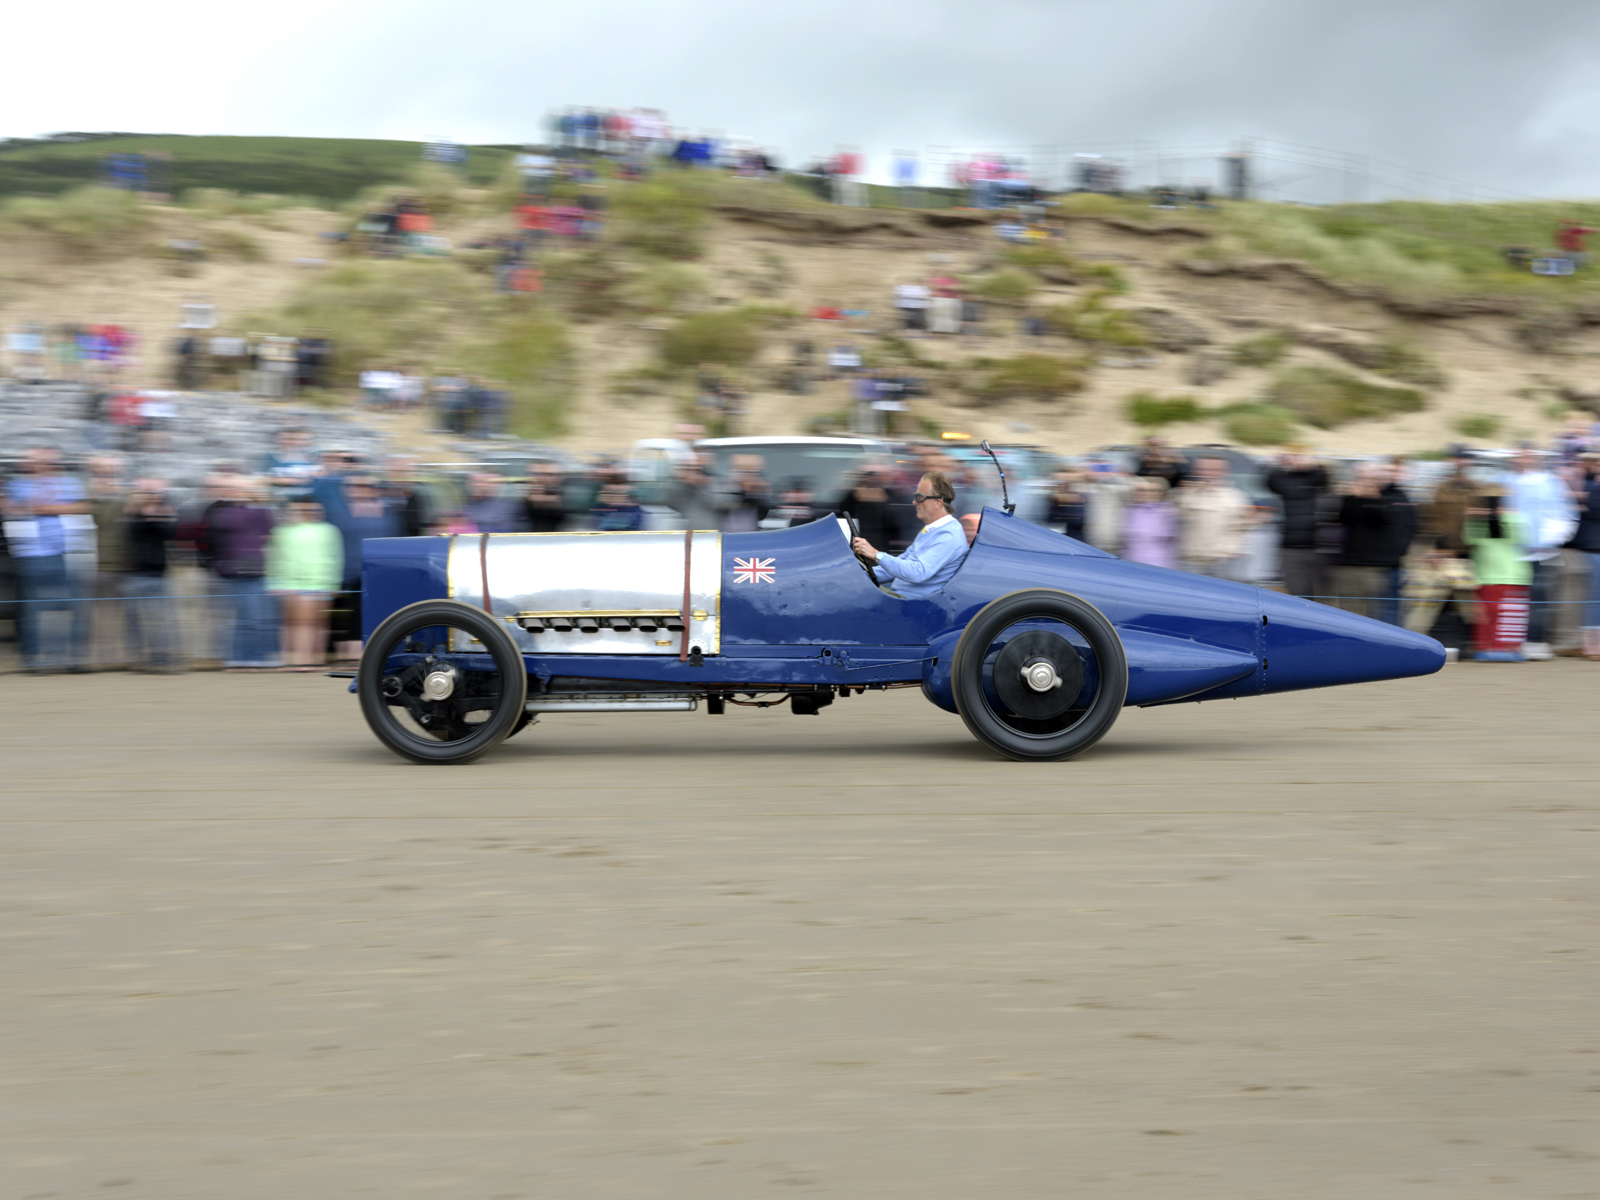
[912,492,940,504]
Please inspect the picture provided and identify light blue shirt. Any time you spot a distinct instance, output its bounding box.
[5,474,86,558]
[1506,469,1577,557]
[873,513,968,599]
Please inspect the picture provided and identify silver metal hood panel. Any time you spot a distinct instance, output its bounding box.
[447,531,722,655]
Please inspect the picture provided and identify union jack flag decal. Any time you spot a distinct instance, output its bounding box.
[733,556,776,584]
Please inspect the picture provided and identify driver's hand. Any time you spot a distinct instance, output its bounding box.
[852,536,879,562]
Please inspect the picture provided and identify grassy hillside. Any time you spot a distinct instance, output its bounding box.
[3,154,1597,454]
[0,135,514,202]
[1056,191,1600,306]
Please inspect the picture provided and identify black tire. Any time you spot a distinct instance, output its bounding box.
[951,588,1127,762]
[358,599,529,764]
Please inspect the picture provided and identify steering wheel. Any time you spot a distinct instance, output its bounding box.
[842,512,880,584]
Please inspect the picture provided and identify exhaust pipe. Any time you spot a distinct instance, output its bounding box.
[526,695,698,712]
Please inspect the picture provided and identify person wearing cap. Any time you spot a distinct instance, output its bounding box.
[851,471,968,599]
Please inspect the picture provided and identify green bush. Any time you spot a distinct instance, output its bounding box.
[1368,338,1447,388]
[542,247,631,319]
[0,134,513,203]
[182,188,304,218]
[1223,404,1299,446]
[1077,262,1129,293]
[274,257,489,385]
[971,354,1088,405]
[209,227,265,261]
[660,307,771,369]
[1059,192,1136,218]
[1126,392,1202,426]
[1454,413,1502,440]
[621,261,706,314]
[457,308,573,439]
[1230,330,1289,368]
[611,175,710,259]
[999,244,1079,281]
[876,335,938,368]
[1049,290,1147,347]
[1265,366,1426,428]
[2,185,149,250]
[966,268,1035,306]
[406,161,471,218]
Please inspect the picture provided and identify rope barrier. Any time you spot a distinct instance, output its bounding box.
[2,590,361,604]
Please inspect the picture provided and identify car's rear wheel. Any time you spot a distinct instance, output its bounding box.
[358,599,529,764]
[951,589,1127,762]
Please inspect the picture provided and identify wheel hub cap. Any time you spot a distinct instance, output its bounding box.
[1023,660,1061,692]
[422,669,457,701]
[992,630,1086,721]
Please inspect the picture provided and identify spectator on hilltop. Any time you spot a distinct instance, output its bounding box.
[893,281,930,331]
[1557,219,1595,266]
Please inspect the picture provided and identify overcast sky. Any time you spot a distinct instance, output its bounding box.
[7,0,1600,198]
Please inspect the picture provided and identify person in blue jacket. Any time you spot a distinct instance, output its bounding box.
[850,471,968,599]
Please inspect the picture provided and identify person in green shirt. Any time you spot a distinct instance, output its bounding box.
[1464,492,1531,661]
[266,498,343,671]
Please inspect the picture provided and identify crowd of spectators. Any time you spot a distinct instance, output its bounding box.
[1042,436,1600,662]
[4,322,137,385]
[6,419,1600,673]
[1,438,431,674]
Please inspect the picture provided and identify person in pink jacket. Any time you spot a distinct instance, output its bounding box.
[1121,477,1179,570]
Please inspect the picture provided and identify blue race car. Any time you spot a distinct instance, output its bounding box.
[350,502,1444,765]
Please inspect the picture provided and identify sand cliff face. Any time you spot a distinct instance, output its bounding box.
[1,196,1588,457]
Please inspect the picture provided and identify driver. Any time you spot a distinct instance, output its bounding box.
[851,471,968,598]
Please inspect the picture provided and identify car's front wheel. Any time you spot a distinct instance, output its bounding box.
[358,599,529,764]
[951,588,1127,762]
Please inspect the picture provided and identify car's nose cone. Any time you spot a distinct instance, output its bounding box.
[1262,592,1445,694]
